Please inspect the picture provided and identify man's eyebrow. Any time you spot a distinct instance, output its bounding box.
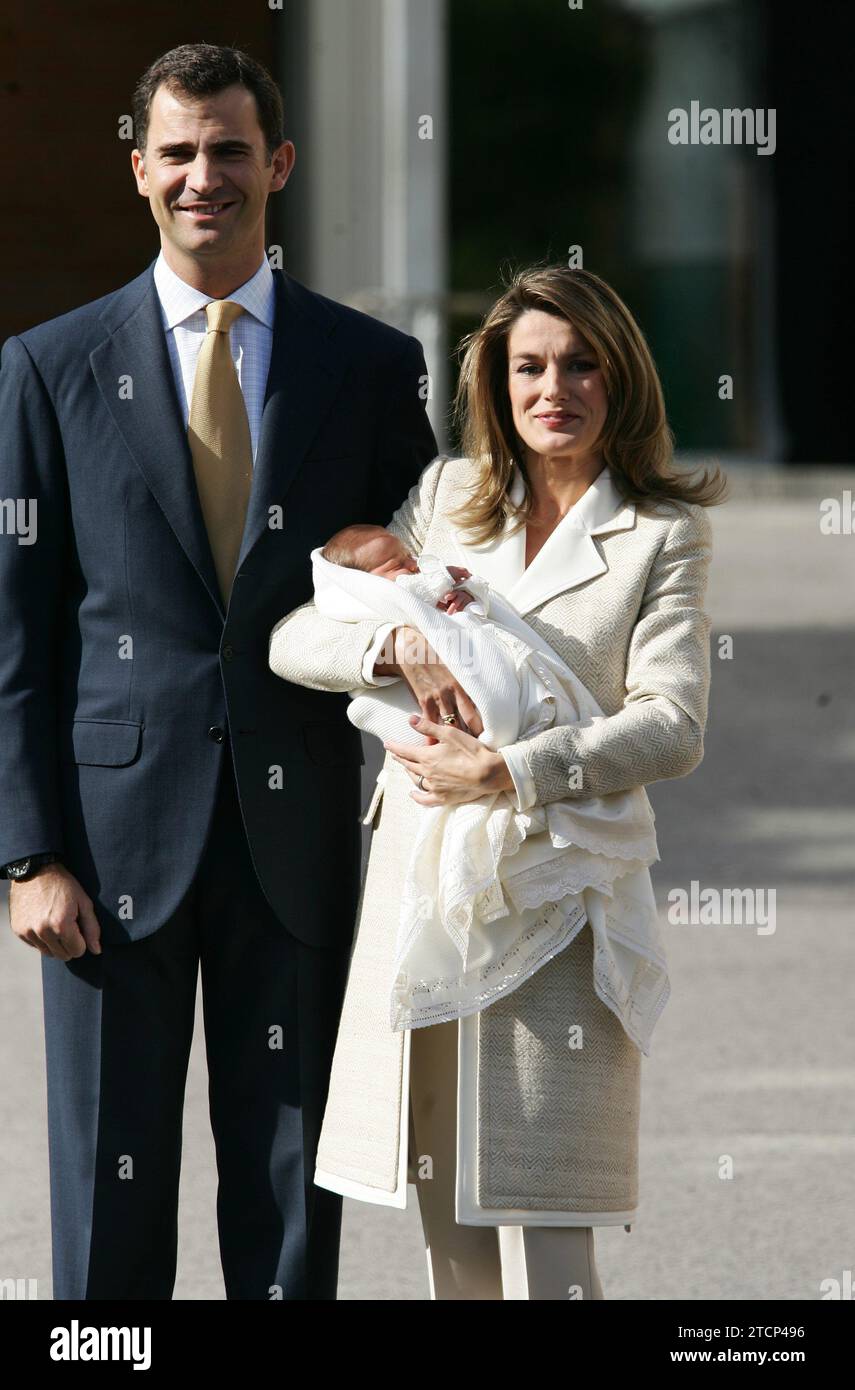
[154,138,255,155]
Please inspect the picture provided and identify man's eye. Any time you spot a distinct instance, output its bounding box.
[161,149,245,160]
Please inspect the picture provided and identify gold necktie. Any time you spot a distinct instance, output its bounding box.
[187,299,253,604]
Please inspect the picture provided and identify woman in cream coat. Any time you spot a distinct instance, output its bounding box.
[269,265,725,1300]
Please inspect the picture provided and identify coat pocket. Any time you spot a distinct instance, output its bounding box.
[71,718,143,767]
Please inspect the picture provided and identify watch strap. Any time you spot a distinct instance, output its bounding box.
[3,852,61,880]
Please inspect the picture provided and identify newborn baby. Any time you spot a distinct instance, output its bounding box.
[321,522,481,615]
[307,522,670,1057]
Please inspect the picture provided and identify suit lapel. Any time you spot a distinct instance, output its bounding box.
[91,265,224,613]
[236,270,345,572]
[91,263,346,618]
[450,463,636,615]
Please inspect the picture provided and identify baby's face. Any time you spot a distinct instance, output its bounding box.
[364,532,420,581]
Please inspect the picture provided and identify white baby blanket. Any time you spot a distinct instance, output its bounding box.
[310,546,671,1055]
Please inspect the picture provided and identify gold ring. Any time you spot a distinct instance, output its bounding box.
[441,713,457,724]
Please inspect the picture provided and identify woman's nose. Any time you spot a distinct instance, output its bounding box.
[541,365,568,399]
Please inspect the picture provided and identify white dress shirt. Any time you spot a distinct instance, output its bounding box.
[152,251,276,464]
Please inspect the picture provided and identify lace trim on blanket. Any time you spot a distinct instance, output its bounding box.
[391,899,589,1030]
[512,809,660,864]
[504,854,652,912]
[590,924,672,1056]
[392,892,671,1057]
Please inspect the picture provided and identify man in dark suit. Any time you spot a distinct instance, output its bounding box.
[0,42,437,1299]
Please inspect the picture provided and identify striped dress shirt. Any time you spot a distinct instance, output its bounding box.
[152,250,275,465]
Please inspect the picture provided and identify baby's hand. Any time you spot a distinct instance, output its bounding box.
[437,587,476,615]
[435,565,475,614]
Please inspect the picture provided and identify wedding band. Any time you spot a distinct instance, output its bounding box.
[417,774,427,790]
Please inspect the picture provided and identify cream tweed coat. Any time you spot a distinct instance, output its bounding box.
[268,454,713,1224]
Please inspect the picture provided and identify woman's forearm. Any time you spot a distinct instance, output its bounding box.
[269,600,394,693]
[502,697,705,806]
[506,502,713,807]
[372,624,430,678]
[372,631,401,678]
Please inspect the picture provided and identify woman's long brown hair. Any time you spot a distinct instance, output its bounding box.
[448,264,728,545]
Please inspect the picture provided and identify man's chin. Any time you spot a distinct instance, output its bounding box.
[168,226,233,256]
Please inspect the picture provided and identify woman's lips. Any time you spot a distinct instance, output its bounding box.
[537,412,580,429]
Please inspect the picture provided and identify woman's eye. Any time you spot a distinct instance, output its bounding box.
[517,361,597,375]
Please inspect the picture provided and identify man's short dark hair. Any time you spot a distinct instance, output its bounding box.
[133,43,285,161]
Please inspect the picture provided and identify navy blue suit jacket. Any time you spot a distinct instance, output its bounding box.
[0,259,438,947]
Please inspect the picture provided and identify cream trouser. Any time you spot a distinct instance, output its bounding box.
[408,1014,605,1301]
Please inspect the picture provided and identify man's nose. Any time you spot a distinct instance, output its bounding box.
[186,156,223,191]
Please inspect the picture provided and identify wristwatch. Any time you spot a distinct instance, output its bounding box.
[3,852,61,881]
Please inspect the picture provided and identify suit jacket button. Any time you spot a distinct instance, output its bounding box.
[208,725,225,743]
[222,644,234,662]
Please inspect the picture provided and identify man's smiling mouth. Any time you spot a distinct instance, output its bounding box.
[175,202,235,217]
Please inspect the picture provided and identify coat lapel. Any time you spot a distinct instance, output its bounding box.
[91,265,224,612]
[449,463,636,615]
[236,270,345,572]
[91,262,346,618]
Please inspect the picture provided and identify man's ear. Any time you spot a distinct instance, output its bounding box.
[130,149,149,196]
[269,140,296,194]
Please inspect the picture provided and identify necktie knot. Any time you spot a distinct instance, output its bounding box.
[205,299,245,334]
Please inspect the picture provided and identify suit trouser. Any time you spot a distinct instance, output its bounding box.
[408,1015,604,1301]
[40,748,349,1300]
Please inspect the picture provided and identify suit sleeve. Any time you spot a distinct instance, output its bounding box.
[0,336,68,863]
[269,335,441,693]
[499,504,713,804]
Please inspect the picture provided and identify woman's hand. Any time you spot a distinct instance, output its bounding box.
[384,713,516,807]
[375,625,484,737]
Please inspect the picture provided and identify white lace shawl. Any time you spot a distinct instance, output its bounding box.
[311,546,670,1055]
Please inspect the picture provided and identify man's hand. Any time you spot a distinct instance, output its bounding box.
[374,624,484,737]
[8,864,101,960]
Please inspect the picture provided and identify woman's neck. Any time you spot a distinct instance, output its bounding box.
[523,453,605,524]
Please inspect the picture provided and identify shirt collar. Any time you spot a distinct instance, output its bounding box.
[153,250,276,331]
